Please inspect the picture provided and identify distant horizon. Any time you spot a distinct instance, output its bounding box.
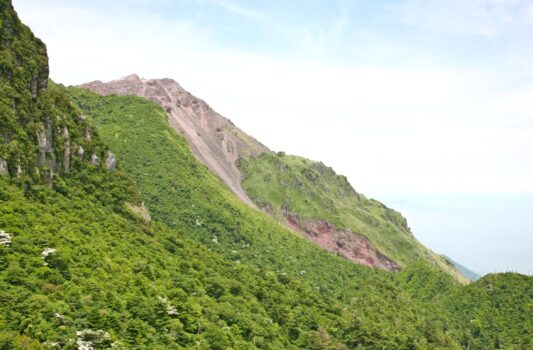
[375,192,533,276]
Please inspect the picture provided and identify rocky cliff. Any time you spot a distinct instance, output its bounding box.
[0,0,112,184]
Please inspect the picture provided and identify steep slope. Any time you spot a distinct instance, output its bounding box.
[3,1,531,348]
[0,0,114,184]
[65,86,482,348]
[79,76,462,279]
[80,75,268,206]
[0,3,444,348]
[238,152,467,281]
[65,86,533,349]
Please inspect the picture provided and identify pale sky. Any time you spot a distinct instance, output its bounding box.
[14,0,532,275]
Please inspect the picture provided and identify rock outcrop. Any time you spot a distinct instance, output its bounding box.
[284,212,400,271]
[105,151,116,171]
[62,126,70,173]
[125,202,151,224]
[0,0,110,184]
[0,157,8,176]
[76,145,84,158]
[80,75,269,207]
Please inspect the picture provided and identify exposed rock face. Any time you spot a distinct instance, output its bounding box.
[63,127,70,173]
[284,211,400,271]
[0,0,106,184]
[80,75,269,207]
[125,202,151,224]
[76,145,84,158]
[0,157,8,176]
[105,151,116,171]
[84,126,91,141]
[36,118,53,167]
[90,154,99,166]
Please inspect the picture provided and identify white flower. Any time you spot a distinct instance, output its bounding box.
[41,248,57,266]
[0,230,12,247]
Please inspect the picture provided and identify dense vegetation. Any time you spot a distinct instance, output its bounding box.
[0,1,531,348]
[65,86,532,349]
[237,152,465,281]
[0,177,368,349]
[0,0,109,184]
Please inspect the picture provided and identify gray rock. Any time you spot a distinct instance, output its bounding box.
[36,118,53,167]
[76,145,84,158]
[105,151,116,171]
[36,129,47,167]
[0,157,8,176]
[84,127,91,141]
[63,127,70,173]
[125,202,151,224]
[30,75,38,98]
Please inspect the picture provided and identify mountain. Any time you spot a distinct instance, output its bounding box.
[1,1,531,348]
[238,152,464,278]
[78,76,465,281]
[443,255,481,281]
[63,85,533,349]
[80,75,268,207]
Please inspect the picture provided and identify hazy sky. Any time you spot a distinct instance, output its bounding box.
[14,0,532,274]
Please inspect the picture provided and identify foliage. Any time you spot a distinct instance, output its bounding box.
[0,1,109,184]
[237,152,466,281]
[0,2,531,348]
[64,87,468,348]
[65,86,532,349]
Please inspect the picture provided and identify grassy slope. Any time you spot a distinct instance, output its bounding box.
[238,152,466,282]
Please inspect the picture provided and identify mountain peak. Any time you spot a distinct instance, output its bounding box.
[120,73,142,81]
[79,76,269,206]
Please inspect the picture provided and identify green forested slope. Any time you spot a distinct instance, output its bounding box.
[0,0,531,348]
[0,177,358,349]
[65,86,532,349]
[64,88,464,347]
[448,273,532,349]
[237,152,465,281]
[399,265,533,349]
